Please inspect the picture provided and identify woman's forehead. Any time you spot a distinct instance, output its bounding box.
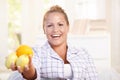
[45,12,66,22]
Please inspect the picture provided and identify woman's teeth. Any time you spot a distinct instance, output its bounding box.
[52,34,60,38]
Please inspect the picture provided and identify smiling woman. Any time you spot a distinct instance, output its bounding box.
[1,0,120,80]
[7,5,98,80]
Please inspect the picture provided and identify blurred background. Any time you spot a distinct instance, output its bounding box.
[0,0,120,80]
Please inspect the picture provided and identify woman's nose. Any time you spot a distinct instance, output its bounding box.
[53,25,59,32]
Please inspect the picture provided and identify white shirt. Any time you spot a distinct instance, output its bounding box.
[64,64,72,79]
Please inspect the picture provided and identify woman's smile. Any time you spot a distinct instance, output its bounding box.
[51,34,61,39]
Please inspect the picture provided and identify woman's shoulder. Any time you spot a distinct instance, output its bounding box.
[68,43,91,58]
[32,41,48,50]
[68,42,87,53]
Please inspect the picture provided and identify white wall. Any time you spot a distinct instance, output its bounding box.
[0,0,8,71]
[21,0,44,46]
[111,0,120,72]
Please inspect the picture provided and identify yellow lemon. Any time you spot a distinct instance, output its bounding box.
[5,52,18,69]
[16,45,33,57]
[16,55,29,70]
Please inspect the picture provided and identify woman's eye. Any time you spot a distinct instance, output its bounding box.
[59,23,63,26]
[47,25,52,27]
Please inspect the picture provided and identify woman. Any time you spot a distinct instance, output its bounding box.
[10,5,98,80]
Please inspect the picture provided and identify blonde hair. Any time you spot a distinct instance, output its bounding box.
[43,5,69,27]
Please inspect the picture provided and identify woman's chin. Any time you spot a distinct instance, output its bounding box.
[49,41,62,46]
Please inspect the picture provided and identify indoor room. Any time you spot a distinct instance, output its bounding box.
[0,0,120,80]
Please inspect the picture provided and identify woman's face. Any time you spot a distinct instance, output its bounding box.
[43,12,69,46]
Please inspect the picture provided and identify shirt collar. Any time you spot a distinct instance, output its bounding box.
[43,41,79,59]
[67,42,79,54]
[44,41,63,61]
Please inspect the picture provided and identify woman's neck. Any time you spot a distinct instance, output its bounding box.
[51,43,69,64]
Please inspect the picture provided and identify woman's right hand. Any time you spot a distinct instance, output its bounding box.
[10,55,37,80]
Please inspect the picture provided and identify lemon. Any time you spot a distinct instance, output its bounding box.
[5,52,18,69]
[16,45,33,57]
[16,55,29,70]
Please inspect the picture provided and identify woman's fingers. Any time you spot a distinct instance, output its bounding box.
[24,65,29,71]
[10,55,33,74]
[17,66,23,73]
[11,63,17,71]
[17,56,32,73]
[11,64,29,73]
[28,55,32,66]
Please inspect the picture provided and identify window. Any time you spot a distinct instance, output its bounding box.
[70,0,109,35]
[74,0,106,19]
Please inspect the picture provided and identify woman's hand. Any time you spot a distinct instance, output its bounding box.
[11,55,37,80]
